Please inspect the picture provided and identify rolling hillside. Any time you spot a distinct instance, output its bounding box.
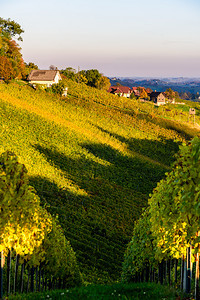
[0,80,199,283]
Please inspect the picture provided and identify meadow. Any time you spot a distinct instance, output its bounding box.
[0,79,199,283]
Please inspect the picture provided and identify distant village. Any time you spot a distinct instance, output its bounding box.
[108,85,176,106]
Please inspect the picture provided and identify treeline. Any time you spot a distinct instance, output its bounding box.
[122,137,200,299]
[180,91,200,101]
[61,67,111,91]
[0,151,82,298]
[0,18,26,81]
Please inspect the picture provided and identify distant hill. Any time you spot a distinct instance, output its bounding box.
[109,77,200,97]
[0,79,200,283]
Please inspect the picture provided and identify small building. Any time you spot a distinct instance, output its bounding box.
[108,86,131,98]
[27,70,62,87]
[131,87,140,97]
[150,92,165,106]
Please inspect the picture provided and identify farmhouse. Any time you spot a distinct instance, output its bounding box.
[27,70,62,87]
[108,86,131,98]
[150,92,166,106]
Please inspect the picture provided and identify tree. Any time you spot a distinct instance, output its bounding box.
[0,56,15,80]
[75,70,88,84]
[122,209,156,282]
[0,18,25,79]
[85,69,101,87]
[175,91,179,99]
[146,88,153,94]
[61,67,76,80]
[0,18,24,41]
[50,81,66,96]
[0,151,52,257]
[28,217,82,287]
[24,62,38,78]
[25,62,38,70]
[165,88,176,100]
[130,92,137,100]
[4,38,25,78]
[96,76,110,91]
[138,87,148,99]
[148,137,200,295]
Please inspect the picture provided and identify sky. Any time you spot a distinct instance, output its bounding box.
[1,0,200,77]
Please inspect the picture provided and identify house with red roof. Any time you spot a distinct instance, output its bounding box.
[108,86,131,98]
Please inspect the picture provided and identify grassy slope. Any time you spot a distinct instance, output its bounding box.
[0,80,199,283]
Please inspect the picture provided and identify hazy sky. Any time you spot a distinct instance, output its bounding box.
[1,0,200,77]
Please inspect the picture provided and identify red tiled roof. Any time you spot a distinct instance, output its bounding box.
[108,86,131,94]
[132,87,138,91]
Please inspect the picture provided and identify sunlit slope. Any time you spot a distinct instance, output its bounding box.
[0,81,198,282]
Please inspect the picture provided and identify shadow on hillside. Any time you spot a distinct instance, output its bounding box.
[33,142,166,198]
[30,139,168,244]
[92,124,180,167]
[30,138,171,280]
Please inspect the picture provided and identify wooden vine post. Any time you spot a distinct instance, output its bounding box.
[7,250,11,295]
[195,232,200,300]
[195,252,200,300]
[186,247,191,293]
[0,251,4,299]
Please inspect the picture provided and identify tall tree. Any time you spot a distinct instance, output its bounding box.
[165,88,176,100]
[96,76,110,90]
[138,87,148,99]
[0,18,25,79]
[85,69,101,87]
[61,67,76,80]
[0,56,14,80]
[0,18,24,41]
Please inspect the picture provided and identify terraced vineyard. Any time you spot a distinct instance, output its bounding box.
[0,80,199,282]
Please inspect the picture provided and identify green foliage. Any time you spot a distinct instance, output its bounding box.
[165,88,176,100]
[61,67,76,80]
[0,17,24,41]
[27,217,82,287]
[24,62,38,78]
[85,69,101,87]
[149,137,200,259]
[0,18,25,79]
[0,151,52,256]
[48,81,66,96]
[123,137,200,284]
[130,92,137,100]
[95,75,110,91]
[122,209,156,282]
[73,69,110,90]
[7,282,181,300]
[42,218,82,285]
[0,150,81,288]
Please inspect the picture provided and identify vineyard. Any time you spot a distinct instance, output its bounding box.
[122,137,200,298]
[0,79,200,296]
